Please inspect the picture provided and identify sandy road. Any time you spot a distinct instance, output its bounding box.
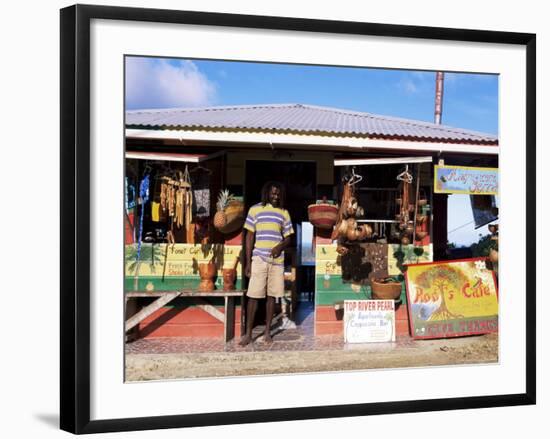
[125,333,498,381]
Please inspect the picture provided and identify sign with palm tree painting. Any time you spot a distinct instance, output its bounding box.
[405,258,498,339]
[124,243,242,292]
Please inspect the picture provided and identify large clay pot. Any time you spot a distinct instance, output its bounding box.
[371,278,402,301]
[222,268,236,291]
[198,262,217,291]
[489,248,499,263]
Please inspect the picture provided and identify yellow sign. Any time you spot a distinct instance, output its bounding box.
[434,165,498,195]
[315,244,342,275]
[405,258,498,339]
[125,243,242,277]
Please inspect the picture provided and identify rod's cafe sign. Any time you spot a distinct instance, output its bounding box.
[434,165,498,195]
[405,258,498,339]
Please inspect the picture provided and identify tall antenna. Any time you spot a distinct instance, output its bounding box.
[434,71,445,125]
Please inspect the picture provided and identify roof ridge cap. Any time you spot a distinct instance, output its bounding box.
[127,103,303,114]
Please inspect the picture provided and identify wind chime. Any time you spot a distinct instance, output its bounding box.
[395,165,415,245]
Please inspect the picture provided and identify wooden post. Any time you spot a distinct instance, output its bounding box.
[432,193,449,261]
[224,296,236,342]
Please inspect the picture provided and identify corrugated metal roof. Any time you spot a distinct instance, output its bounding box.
[126,103,498,145]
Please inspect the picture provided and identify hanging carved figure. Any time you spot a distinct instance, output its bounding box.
[396,165,414,245]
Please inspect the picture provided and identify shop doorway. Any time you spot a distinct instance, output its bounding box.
[244,160,317,328]
[245,160,316,223]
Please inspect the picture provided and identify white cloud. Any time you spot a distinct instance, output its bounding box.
[400,77,418,94]
[125,57,217,109]
[397,71,433,95]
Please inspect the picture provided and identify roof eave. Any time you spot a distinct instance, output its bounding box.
[125,128,499,155]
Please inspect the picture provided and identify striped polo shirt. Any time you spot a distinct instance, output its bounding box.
[243,202,294,265]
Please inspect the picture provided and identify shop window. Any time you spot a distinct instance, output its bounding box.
[354,164,407,220]
[298,222,315,266]
[336,162,432,244]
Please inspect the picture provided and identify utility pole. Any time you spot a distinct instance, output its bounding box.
[434,71,444,125]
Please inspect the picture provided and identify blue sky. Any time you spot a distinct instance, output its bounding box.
[125,57,498,135]
[125,56,499,245]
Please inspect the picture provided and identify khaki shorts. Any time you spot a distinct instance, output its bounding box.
[246,256,285,299]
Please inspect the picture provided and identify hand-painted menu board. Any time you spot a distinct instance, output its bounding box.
[434,165,498,195]
[344,300,395,343]
[405,258,498,339]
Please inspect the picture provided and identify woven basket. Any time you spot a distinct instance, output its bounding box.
[217,200,245,234]
[371,279,402,301]
[308,203,338,229]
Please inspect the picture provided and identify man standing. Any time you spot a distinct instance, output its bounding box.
[239,181,294,346]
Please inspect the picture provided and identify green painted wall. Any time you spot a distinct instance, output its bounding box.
[125,276,243,292]
[316,275,407,305]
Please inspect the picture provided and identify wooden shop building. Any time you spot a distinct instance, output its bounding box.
[124,103,498,340]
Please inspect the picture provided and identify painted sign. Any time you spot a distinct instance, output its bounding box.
[434,165,498,195]
[315,244,343,276]
[125,243,242,277]
[344,300,396,343]
[405,258,498,339]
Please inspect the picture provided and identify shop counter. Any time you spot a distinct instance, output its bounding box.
[126,290,245,342]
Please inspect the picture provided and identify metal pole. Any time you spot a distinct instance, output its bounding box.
[434,72,445,125]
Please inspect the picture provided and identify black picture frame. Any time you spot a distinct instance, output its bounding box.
[60,4,536,434]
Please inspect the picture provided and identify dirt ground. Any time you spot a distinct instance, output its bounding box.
[125,333,498,381]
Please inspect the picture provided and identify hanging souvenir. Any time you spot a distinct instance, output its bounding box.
[395,165,414,244]
[191,165,211,219]
[135,172,150,263]
[151,202,161,222]
[332,167,363,241]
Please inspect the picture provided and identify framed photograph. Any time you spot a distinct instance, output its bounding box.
[60,4,536,434]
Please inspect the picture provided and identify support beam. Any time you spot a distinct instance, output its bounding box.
[125,292,180,332]
[195,298,225,322]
